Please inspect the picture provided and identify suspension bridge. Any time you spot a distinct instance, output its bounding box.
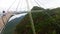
[0,0,46,34]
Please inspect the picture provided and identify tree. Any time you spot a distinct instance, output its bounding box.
[31,6,44,10]
[15,6,60,34]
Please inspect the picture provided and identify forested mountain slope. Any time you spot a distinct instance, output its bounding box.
[15,6,60,34]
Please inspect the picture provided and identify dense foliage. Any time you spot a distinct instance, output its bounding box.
[15,6,60,34]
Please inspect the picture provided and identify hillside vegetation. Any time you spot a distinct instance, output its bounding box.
[15,6,60,34]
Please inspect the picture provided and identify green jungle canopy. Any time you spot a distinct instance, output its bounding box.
[1,6,60,34]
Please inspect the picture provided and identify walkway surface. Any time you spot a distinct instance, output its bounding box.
[0,12,13,34]
[0,11,27,34]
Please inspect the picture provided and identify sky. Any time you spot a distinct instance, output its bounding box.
[0,0,60,12]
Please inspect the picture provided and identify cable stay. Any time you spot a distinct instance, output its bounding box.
[33,0,41,7]
[16,0,20,11]
[7,0,17,11]
[36,0,47,8]
[26,0,36,34]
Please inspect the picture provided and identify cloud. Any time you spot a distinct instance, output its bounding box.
[0,0,60,11]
